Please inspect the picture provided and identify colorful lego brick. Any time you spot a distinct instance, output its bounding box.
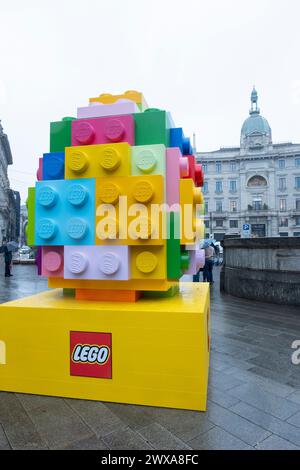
[184,246,205,275]
[50,117,76,153]
[42,246,64,278]
[170,128,193,155]
[34,179,95,246]
[131,245,166,280]
[95,174,165,245]
[0,284,210,410]
[26,187,35,246]
[37,158,43,181]
[131,145,166,179]
[77,102,139,119]
[166,148,189,206]
[134,110,171,147]
[42,152,65,180]
[184,155,204,187]
[65,143,131,180]
[48,277,177,292]
[143,284,179,299]
[75,289,141,302]
[71,115,134,147]
[63,288,75,297]
[89,90,148,111]
[167,212,190,279]
[180,179,204,245]
[64,246,129,281]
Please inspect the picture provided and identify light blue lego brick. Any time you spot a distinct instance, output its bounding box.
[34,178,95,246]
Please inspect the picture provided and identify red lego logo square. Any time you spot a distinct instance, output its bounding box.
[70,331,112,379]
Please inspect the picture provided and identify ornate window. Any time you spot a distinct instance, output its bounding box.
[247,175,268,187]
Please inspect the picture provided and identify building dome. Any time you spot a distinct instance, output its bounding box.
[240,87,272,150]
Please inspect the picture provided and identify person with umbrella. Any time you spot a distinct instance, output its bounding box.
[0,239,18,277]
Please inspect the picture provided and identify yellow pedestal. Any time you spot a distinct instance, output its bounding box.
[0,283,210,411]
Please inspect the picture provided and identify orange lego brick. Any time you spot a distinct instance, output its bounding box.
[75,289,142,302]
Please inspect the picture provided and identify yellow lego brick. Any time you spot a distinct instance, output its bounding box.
[89,90,148,111]
[131,244,166,280]
[0,283,210,411]
[180,178,204,245]
[65,143,131,179]
[95,174,165,245]
[48,277,178,292]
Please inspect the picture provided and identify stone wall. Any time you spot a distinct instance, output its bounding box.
[221,238,300,306]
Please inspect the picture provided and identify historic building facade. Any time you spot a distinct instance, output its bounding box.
[0,121,19,243]
[197,88,300,240]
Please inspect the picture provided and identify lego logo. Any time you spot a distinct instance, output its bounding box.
[72,344,110,365]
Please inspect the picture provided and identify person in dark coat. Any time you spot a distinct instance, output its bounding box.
[1,240,13,277]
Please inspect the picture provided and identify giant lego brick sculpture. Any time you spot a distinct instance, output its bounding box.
[0,91,210,411]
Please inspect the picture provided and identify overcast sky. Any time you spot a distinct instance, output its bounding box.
[1,0,300,201]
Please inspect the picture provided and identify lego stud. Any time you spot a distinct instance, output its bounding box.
[136,150,157,173]
[47,155,65,179]
[180,157,189,178]
[68,252,88,274]
[180,251,190,271]
[104,119,125,142]
[99,147,121,171]
[67,184,88,207]
[136,251,158,274]
[37,218,57,241]
[68,151,89,174]
[98,252,120,275]
[74,122,95,145]
[44,251,63,272]
[195,164,204,186]
[133,180,154,203]
[182,137,191,155]
[193,187,204,205]
[98,182,120,205]
[37,185,58,208]
[67,218,88,241]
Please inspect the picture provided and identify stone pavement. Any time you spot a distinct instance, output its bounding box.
[0,265,300,450]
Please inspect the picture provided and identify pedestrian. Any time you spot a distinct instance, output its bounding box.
[1,240,13,278]
[203,243,215,284]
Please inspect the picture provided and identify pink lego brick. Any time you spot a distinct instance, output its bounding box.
[64,246,130,281]
[42,246,64,278]
[184,247,205,275]
[71,115,134,147]
[77,102,139,119]
[166,148,189,207]
[37,158,43,181]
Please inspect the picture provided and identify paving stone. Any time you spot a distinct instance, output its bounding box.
[144,408,214,442]
[62,436,108,450]
[104,403,155,430]
[188,426,252,450]
[0,424,11,450]
[287,391,300,406]
[228,383,300,420]
[207,401,271,446]
[0,393,48,449]
[65,399,126,438]
[137,423,191,450]
[209,370,245,392]
[287,412,300,428]
[18,394,93,449]
[208,388,241,409]
[231,402,300,447]
[102,427,153,450]
[256,435,300,450]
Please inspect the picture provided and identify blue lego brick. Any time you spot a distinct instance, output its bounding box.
[170,128,193,155]
[43,152,65,180]
[34,178,95,246]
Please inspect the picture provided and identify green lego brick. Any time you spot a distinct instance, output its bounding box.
[63,288,76,298]
[143,284,180,299]
[26,187,35,246]
[50,116,76,153]
[134,109,170,146]
[167,212,190,279]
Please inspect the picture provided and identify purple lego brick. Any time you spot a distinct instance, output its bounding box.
[64,245,130,281]
[77,102,139,119]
